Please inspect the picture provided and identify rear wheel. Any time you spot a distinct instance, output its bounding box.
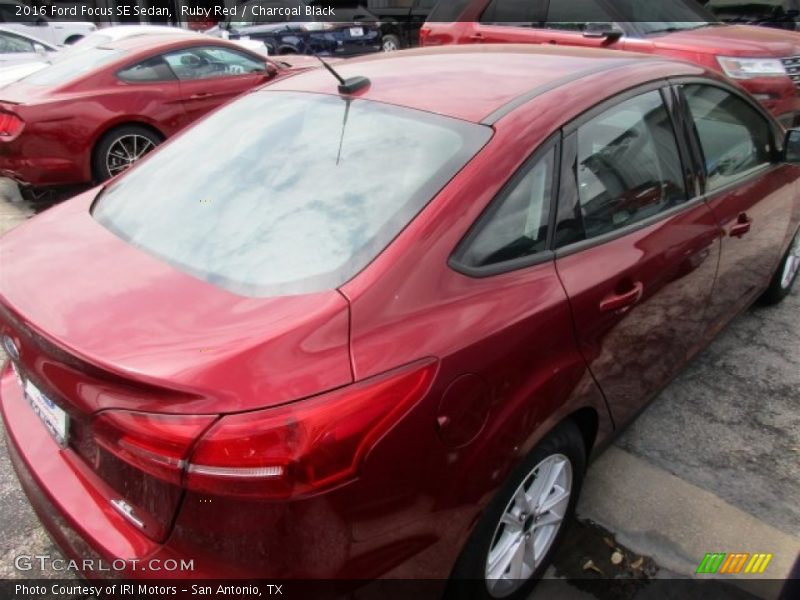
[93,125,162,183]
[760,227,800,305]
[382,34,401,52]
[447,421,586,600]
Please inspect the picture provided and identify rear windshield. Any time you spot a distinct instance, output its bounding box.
[25,47,123,86]
[93,92,491,297]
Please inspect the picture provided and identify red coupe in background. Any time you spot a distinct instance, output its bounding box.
[0,34,313,190]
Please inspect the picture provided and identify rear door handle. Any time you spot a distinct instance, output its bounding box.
[468,33,485,42]
[730,213,752,238]
[190,92,212,99]
[600,282,644,313]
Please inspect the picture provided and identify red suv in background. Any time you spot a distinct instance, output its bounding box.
[421,0,800,127]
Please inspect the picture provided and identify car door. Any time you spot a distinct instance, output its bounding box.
[553,87,721,428]
[163,46,270,124]
[676,82,797,336]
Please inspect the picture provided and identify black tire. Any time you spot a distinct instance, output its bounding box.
[92,125,162,183]
[382,34,401,52]
[446,421,587,600]
[759,227,800,306]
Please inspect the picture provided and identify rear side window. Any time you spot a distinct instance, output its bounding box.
[117,56,177,83]
[455,146,555,270]
[93,92,491,297]
[163,46,265,80]
[481,0,545,23]
[428,0,472,21]
[682,84,773,193]
[558,90,687,245]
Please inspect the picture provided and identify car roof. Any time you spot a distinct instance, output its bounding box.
[266,45,704,124]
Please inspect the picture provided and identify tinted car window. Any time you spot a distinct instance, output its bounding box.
[93,92,491,297]
[546,0,613,30]
[570,91,687,241]
[117,56,177,83]
[428,0,472,21]
[682,84,772,193]
[458,147,554,269]
[0,31,34,53]
[24,48,124,85]
[481,0,544,23]
[163,46,264,80]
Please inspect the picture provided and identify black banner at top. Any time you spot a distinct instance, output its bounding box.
[0,1,760,27]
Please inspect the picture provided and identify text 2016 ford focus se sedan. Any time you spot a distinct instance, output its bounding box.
[1,46,799,598]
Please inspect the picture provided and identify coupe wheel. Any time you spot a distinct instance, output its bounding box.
[448,421,586,600]
[382,34,401,52]
[760,226,800,305]
[93,126,161,182]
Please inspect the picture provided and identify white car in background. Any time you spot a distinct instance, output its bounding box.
[0,0,96,45]
[0,26,56,87]
[0,25,198,87]
[0,26,56,66]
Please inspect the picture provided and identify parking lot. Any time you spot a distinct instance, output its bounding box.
[0,189,797,599]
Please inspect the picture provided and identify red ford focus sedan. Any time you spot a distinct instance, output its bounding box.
[1,46,799,598]
[0,33,314,191]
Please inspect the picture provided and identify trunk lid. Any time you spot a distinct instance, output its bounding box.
[0,189,352,541]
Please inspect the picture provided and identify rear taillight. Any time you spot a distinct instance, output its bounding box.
[0,111,23,138]
[91,411,216,485]
[186,360,437,499]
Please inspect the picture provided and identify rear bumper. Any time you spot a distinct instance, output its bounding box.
[0,134,90,188]
[1,362,457,579]
[0,364,165,578]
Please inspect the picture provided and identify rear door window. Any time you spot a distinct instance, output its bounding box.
[557,90,688,245]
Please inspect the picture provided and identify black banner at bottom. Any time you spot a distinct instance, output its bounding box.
[1,577,797,600]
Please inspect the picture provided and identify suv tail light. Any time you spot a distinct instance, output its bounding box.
[92,411,216,485]
[0,111,23,138]
[186,360,437,499]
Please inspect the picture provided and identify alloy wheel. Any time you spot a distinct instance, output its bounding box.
[780,230,800,290]
[484,454,572,598]
[383,38,399,52]
[106,134,157,177]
